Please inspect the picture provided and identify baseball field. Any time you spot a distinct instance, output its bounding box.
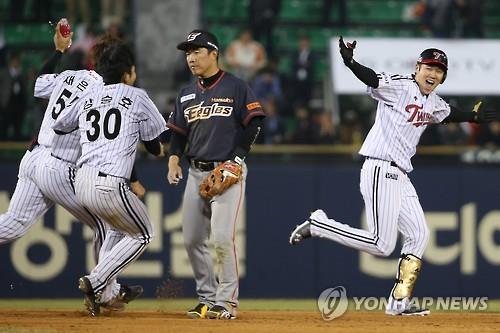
[1,299,499,333]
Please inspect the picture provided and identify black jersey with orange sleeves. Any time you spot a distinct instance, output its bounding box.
[167,71,265,161]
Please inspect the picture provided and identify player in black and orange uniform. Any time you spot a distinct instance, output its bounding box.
[167,30,265,320]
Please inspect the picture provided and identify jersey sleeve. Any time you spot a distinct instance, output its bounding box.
[52,98,82,132]
[237,81,266,126]
[367,72,410,106]
[431,95,451,123]
[166,93,189,135]
[34,74,59,99]
[138,91,168,141]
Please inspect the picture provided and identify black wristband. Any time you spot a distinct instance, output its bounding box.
[39,50,63,75]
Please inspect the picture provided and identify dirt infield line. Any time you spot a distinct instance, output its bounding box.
[0,309,499,333]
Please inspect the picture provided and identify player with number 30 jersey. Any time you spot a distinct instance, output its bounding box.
[53,40,166,316]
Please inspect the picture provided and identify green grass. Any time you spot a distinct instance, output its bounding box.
[0,299,317,311]
[0,299,499,313]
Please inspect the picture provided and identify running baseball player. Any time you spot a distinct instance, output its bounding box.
[53,39,167,316]
[167,30,265,320]
[0,24,143,311]
[289,37,499,316]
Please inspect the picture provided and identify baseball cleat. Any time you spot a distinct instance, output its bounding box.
[400,306,430,316]
[206,305,236,320]
[289,220,312,245]
[119,284,144,303]
[187,302,210,319]
[385,301,430,316]
[101,284,144,311]
[78,276,101,316]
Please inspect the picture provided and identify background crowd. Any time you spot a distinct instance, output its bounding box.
[0,0,499,147]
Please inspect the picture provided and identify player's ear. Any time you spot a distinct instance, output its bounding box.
[122,65,136,86]
[415,63,421,75]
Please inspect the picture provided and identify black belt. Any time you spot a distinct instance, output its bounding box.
[191,160,219,172]
[366,157,406,174]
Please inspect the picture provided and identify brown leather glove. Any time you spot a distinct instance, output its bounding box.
[199,160,242,199]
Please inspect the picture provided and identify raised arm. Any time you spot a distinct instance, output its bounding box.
[39,20,73,75]
[339,36,379,88]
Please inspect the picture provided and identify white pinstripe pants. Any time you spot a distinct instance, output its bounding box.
[310,158,429,258]
[75,165,154,293]
[0,147,108,251]
[0,147,120,302]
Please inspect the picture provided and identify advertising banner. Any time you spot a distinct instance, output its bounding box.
[1,161,499,298]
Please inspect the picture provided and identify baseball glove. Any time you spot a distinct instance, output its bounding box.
[199,161,242,199]
[339,36,357,66]
[472,100,500,123]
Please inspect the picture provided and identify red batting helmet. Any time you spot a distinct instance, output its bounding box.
[417,48,448,83]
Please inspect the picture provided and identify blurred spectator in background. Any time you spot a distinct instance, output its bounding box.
[251,57,283,108]
[455,0,484,38]
[101,0,126,30]
[260,99,285,144]
[322,0,346,26]
[438,123,470,145]
[311,111,338,144]
[421,0,456,38]
[338,109,363,145]
[249,0,281,56]
[290,35,315,108]
[66,0,92,28]
[0,52,28,140]
[476,121,500,147]
[66,25,99,70]
[286,104,314,144]
[9,0,52,23]
[225,28,267,82]
[33,0,53,23]
[105,21,125,40]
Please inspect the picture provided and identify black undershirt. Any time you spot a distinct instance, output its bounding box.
[199,70,223,88]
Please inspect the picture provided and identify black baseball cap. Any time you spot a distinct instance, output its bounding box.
[177,30,219,51]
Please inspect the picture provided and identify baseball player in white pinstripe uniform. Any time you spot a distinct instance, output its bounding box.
[0,27,143,311]
[289,37,499,316]
[53,40,167,316]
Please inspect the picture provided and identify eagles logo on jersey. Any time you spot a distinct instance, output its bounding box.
[184,102,233,123]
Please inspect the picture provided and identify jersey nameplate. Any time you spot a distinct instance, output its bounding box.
[180,93,196,103]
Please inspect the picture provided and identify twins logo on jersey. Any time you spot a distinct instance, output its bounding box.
[405,104,433,127]
[184,101,233,123]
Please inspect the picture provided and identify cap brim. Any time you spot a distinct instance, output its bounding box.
[419,59,447,70]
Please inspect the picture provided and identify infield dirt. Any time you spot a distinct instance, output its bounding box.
[0,309,498,333]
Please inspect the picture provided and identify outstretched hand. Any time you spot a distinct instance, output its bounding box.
[472,101,500,123]
[339,36,357,66]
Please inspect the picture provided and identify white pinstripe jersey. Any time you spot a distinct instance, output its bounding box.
[53,83,167,179]
[359,72,451,173]
[34,70,103,163]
